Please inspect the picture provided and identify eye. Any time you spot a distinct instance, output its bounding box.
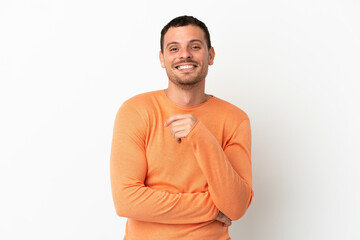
[192,45,201,50]
[169,47,178,52]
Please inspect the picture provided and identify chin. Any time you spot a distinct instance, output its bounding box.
[171,78,203,89]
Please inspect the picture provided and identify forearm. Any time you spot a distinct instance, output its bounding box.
[186,120,253,220]
[111,178,218,224]
[111,133,218,224]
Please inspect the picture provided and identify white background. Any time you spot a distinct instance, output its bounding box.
[1,0,359,239]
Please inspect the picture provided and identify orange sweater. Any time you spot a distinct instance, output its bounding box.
[110,90,253,240]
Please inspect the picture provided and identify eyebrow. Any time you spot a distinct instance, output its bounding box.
[166,39,204,48]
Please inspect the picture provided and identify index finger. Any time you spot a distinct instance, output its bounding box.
[164,114,191,127]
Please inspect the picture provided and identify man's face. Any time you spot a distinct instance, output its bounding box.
[159,25,215,89]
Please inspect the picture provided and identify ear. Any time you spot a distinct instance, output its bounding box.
[208,47,215,66]
[159,50,165,68]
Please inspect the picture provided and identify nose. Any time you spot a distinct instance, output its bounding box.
[179,47,193,60]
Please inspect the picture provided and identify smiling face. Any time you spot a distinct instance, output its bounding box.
[159,25,215,89]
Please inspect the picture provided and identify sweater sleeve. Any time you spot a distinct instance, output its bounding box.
[186,119,253,221]
[110,102,219,224]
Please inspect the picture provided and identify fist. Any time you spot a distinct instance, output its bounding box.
[164,114,198,143]
[216,211,232,227]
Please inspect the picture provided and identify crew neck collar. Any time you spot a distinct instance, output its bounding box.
[160,89,215,110]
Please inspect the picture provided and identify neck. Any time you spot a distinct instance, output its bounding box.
[165,81,211,107]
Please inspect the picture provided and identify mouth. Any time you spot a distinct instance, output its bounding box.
[175,63,198,71]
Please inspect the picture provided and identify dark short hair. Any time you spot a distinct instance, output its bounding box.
[160,15,211,53]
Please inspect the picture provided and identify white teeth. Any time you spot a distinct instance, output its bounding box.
[178,65,194,70]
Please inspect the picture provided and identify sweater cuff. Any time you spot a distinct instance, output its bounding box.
[186,120,203,142]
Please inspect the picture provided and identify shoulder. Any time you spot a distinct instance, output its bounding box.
[209,97,251,142]
[118,90,162,115]
[212,96,249,123]
[114,90,160,120]
[114,91,162,129]
[122,90,161,108]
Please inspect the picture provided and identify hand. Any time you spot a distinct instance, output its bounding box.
[216,211,232,227]
[164,114,198,143]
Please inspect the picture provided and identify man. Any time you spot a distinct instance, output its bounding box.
[110,16,253,239]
